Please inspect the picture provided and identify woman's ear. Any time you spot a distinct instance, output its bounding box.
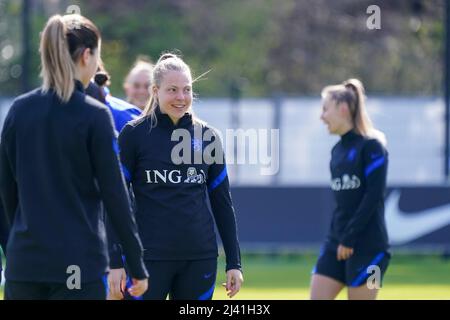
[152,85,158,98]
[338,102,350,117]
[80,48,92,66]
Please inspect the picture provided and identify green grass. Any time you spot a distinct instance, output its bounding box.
[212,253,450,300]
[1,253,450,300]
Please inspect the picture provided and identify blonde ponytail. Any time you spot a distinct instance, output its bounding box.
[39,14,100,103]
[322,78,387,146]
[343,79,387,146]
[40,15,76,102]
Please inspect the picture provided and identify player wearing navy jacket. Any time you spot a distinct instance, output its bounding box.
[107,53,243,300]
[310,79,390,300]
[0,14,148,300]
[86,71,141,134]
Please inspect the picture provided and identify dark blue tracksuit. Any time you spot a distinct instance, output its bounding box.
[313,130,390,287]
[0,201,8,284]
[0,81,148,299]
[111,106,242,300]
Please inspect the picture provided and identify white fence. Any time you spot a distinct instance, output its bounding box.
[1,96,445,185]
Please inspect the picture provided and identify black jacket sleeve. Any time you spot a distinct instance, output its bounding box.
[206,129,242,272]
[340,139,388,248]
[0,202,9,256]
[0,201,8,275]
[106,217,124,269]
[89,108,147,279]
[0,102,18,229]
[107,124,137,269]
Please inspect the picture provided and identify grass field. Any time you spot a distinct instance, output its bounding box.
[1,253,449,300]
[212,253,450,300]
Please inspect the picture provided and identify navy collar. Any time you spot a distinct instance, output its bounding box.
[340,129,360,144]
[155,106,193,129]
[75,80,85,93]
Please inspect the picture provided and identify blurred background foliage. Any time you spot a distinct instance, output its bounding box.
[0,0,445,98]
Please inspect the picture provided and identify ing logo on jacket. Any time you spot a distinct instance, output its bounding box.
[331,174,361,191]
[184,167,206,184]
[145,167,207,184]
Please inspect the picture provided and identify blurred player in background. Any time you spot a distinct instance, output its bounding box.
[0,14,148,300]
[108,53,243,300]
[123,57,153,111]
[310,78,390,300]
[86,66,141,133]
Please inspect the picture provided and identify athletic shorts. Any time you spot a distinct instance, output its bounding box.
[312,244,391,288]
[111,258,218,300]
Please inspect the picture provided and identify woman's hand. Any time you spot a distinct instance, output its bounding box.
[337,244,354,261]
[107,268,127,300]
[223,269,244,298]
[128,278,148,297]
